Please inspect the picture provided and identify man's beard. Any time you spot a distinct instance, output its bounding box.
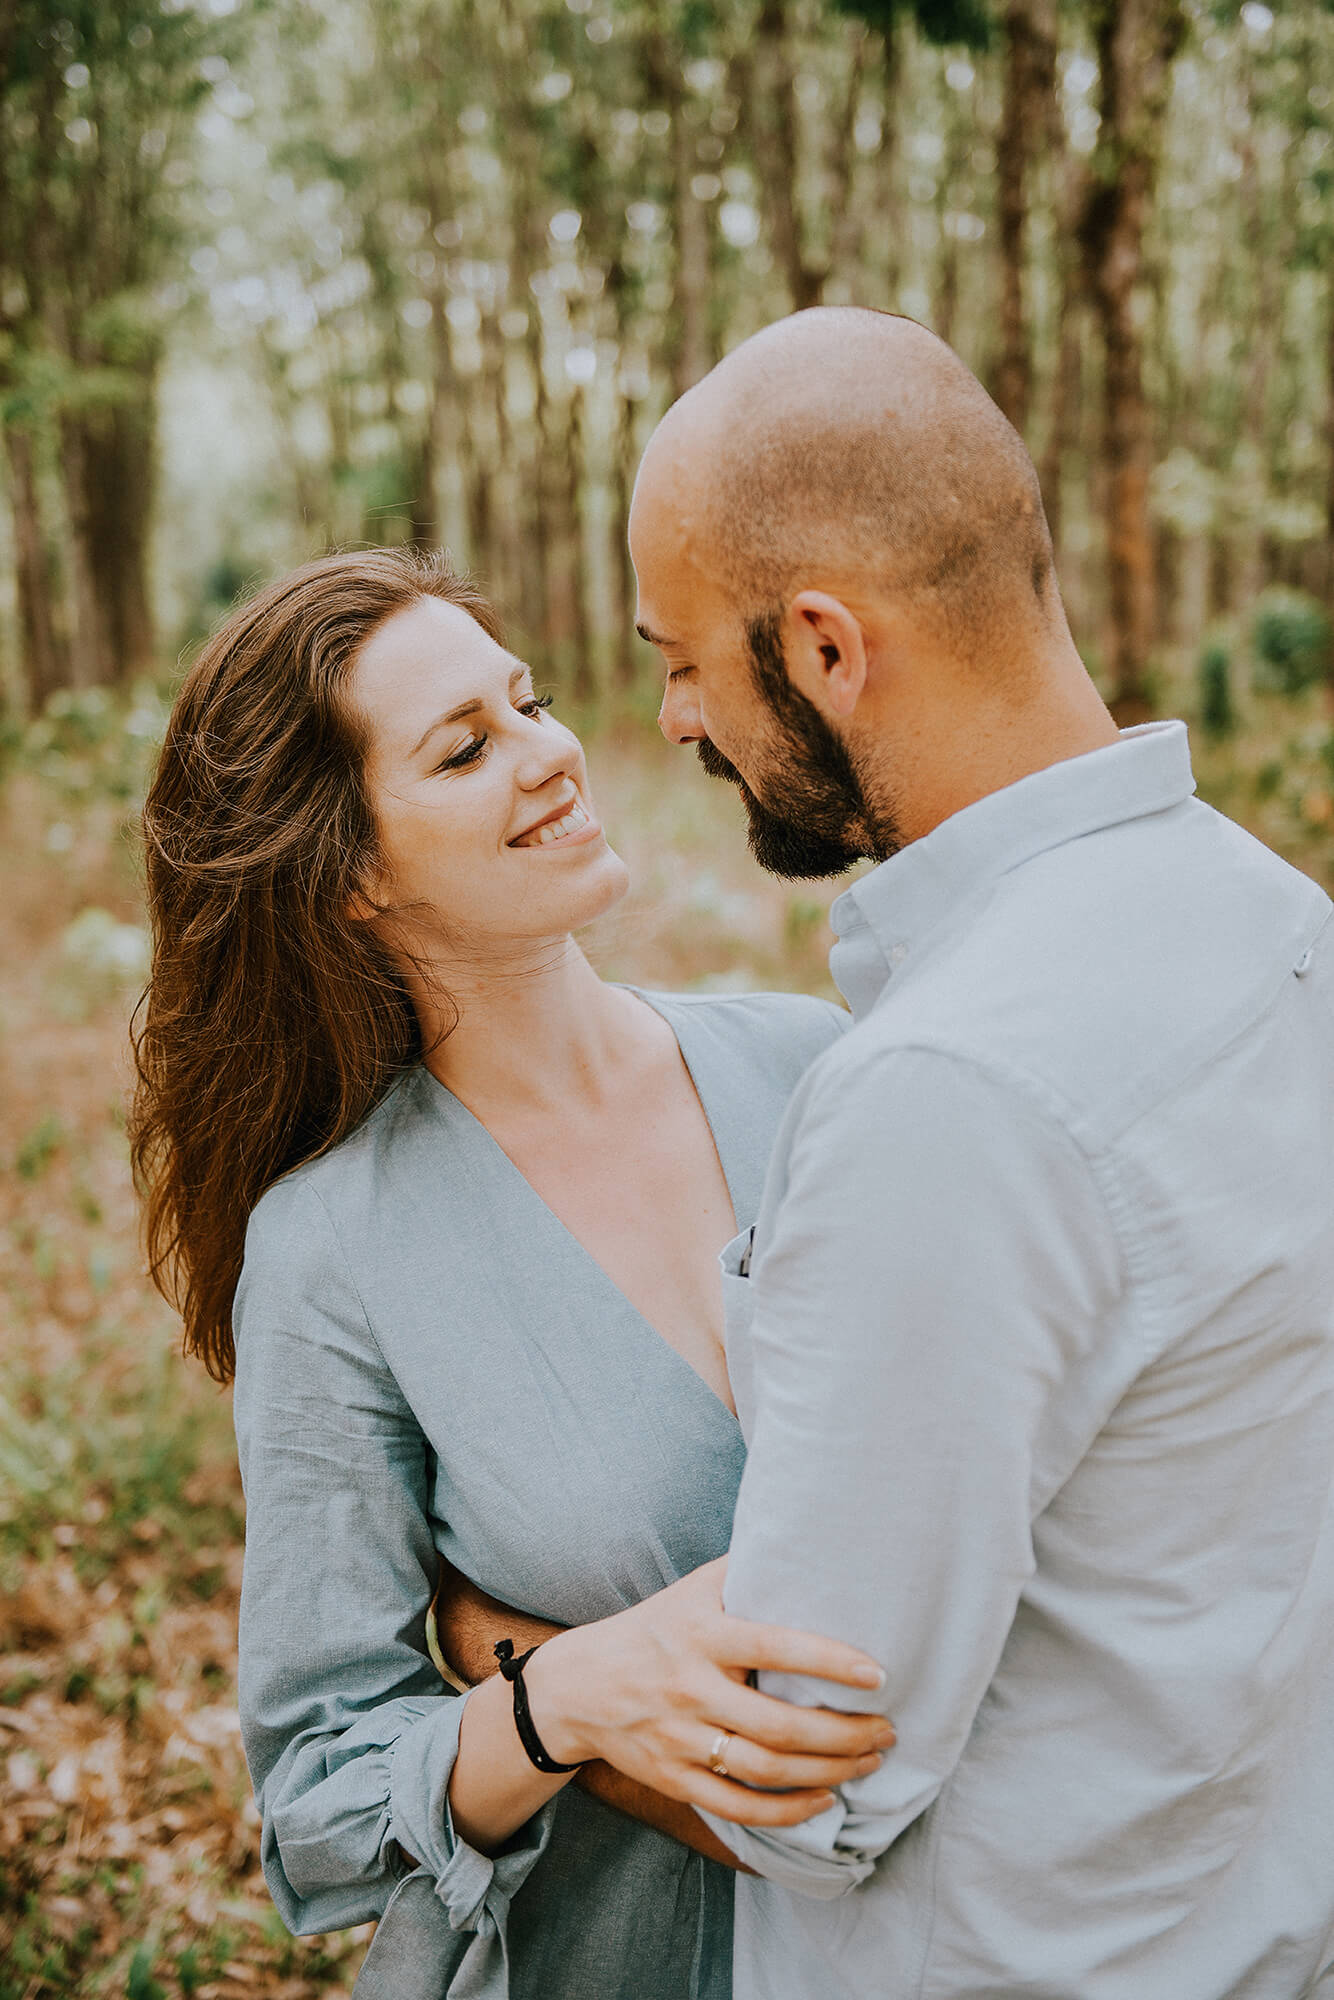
[695,611,899,881]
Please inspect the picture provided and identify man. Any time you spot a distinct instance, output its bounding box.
[628,308,1334,1997]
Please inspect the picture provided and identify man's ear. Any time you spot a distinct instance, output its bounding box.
[783,592,869,720]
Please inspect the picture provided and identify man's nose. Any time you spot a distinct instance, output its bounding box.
[658,679,704,745]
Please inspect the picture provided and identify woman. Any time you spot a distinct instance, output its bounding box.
[131,549,890,2000]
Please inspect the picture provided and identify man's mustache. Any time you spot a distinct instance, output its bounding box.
[696,737,744,787]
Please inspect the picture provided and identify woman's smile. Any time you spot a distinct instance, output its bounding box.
[508,796,599,849]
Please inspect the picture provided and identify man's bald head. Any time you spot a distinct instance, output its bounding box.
[636,309,1055,661]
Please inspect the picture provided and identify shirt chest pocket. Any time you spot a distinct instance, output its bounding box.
[720,1227,759,1437]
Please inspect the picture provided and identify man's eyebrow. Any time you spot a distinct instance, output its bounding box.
[635,621,676,649]
[411,666,527,756]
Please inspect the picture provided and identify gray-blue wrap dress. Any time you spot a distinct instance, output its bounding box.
[231,988,845,2000]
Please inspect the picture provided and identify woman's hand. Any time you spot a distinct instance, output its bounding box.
[522,1557,893,1827]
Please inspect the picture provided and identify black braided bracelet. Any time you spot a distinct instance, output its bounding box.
[494,1638,582,1774]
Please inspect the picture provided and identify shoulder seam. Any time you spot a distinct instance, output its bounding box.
[274,1177,393,1374]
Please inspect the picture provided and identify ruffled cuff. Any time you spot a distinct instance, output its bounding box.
[387,1689,558,1957]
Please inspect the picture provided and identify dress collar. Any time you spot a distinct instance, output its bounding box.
[828,721,1197,1019]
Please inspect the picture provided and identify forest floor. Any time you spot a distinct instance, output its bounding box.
[1,675,1331,1998]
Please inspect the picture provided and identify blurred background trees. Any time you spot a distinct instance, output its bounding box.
[0,0,1332,724]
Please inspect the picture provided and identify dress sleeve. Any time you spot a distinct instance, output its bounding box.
[700,1045,1124,1895]
[231,1176,556,1952]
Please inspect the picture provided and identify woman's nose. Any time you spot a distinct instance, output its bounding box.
[517,709,580,788]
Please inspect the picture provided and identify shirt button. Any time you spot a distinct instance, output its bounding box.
[889,942,909,969]
[1295,947,1314,978]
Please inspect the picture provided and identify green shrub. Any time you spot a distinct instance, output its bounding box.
[1250,588,1332,697]
[1198,636,1235,737]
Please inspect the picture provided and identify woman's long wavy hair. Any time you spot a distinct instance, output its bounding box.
[130,547,503,1383]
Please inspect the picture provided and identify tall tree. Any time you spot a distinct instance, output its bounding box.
[1078,0,1187,720]
[993,0,1057,435]
[0,0,230,697]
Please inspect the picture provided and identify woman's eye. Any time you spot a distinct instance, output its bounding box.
[437,736,487,773]
[434,694,551,774]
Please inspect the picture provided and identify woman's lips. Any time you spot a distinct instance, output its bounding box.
[509,799,594,848]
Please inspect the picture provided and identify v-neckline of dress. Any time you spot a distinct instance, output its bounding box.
[418,987,744,1430]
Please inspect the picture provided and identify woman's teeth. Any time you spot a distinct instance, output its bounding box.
[516,800,589,847]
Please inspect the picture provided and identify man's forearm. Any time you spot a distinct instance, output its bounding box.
[432,1561,751,1872]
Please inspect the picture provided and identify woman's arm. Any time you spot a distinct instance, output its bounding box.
[443,1556,893,1856]
[435,1563,751,1870]
[232,1179,560,1948]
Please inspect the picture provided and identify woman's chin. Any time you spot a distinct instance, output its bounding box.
[578,845,632,922]
[532,841,631,937]
[560,848,628,932]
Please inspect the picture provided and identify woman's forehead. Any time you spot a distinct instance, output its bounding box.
[350,598,522,752]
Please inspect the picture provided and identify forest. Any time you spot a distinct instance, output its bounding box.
[0,0,1332,727]
[2,1,1334,1995]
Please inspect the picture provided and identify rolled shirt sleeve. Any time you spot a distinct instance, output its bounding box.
[232,1177,555,1951]
[702,1044,1125,1893]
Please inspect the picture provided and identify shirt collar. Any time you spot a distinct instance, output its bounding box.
[828,721,1197,1019]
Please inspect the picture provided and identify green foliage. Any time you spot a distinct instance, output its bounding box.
[783,895,827,954]
[0,1334,241,1581]
[172,1944,207,1995]
[1198,636,1236,737]
[832,0,994,50]
[15,1113,64,1181]
[14,683,166,807]
[1255,757,1285,799]
[1250,588,1333,697]
[125,1944,168,2000]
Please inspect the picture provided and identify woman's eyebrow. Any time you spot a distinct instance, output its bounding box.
[411,667,528,756]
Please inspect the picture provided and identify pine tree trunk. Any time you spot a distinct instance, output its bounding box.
[58,415,113,688]
[880,21,904,304]
[503,197,553,643]
[3,419,69,711]
[827,26,871,293]
[612,390,639,692]
[484,314,523,611]
[75,381,156,680]
[995,0,1057,436]
[1324,269,1334,608]
[561,389,595,701]
[1038,83,1088,564]
[1323,267,1334,750]
[672,111,713,394]
[1234,50,1286,617]
[749,0,824,311]
[1040,293,1083,560]
[1078,0,1186,723]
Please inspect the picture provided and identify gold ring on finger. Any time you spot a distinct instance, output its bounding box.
[707,1729,732,1777]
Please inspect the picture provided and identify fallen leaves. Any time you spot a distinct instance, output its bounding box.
[0,781,371,1997]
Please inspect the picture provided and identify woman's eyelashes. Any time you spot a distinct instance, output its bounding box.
[434,693,554,774]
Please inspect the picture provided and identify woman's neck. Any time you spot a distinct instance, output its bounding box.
[417,937,647,1121]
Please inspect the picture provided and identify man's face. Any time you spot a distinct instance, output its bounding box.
[631,485,889,881]
[694,614,875,879]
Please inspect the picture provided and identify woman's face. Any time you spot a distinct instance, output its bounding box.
[348,595,629,956]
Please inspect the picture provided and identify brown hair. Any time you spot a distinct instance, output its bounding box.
[130,546,503,1383]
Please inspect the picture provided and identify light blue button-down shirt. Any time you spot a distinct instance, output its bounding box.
[708,723,1334,1998]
